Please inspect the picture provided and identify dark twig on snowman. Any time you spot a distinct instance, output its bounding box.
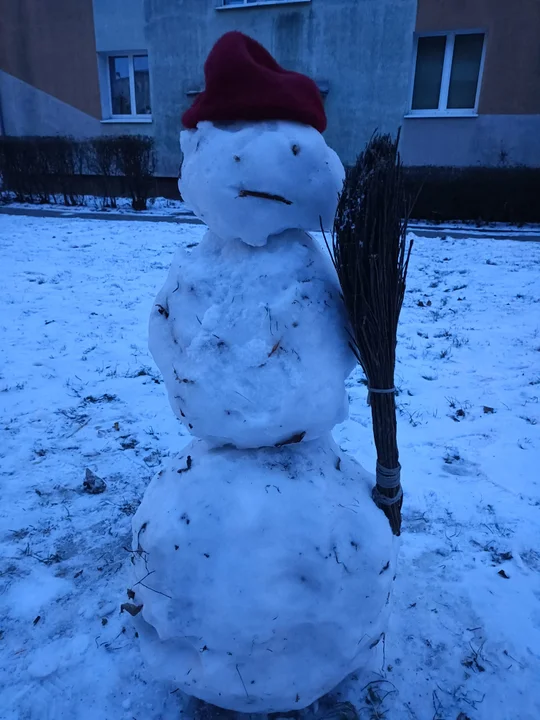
[129,31,401,716]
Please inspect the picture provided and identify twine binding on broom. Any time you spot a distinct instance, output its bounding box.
[373,463,403,507]
[367,387,396,406]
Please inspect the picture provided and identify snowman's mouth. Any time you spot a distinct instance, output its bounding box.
[238,189,292,206]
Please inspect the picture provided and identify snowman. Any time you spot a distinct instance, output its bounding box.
[131,32,396,714]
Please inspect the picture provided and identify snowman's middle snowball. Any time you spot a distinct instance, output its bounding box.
[149,228,355,449]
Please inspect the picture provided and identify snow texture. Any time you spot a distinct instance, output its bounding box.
[1,215,540,720]
[147,118,366,712]
[131,435,395,713]
[149,228,355,448]
[1,195,190,216]
[179,121,345,246]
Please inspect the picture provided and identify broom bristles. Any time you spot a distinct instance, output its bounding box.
[326,132,413,536]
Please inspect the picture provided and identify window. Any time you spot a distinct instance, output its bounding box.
[410,32,485,116]
[107,54,152,118]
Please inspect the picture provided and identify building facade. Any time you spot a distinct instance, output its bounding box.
[0,0,416,176]
[1,0,539,174]
[401,0,540,167]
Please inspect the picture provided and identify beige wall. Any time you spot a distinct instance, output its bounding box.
[416,0,540,115]
[0,0,101,118]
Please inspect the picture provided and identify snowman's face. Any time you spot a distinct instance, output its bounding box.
[179,121,345,247]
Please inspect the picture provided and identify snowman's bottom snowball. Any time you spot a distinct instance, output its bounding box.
[131,436,397,713]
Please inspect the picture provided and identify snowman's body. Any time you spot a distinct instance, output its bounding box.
[149,226,353,449]
[133,118,395,712]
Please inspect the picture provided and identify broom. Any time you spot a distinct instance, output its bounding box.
[324,132,413,536]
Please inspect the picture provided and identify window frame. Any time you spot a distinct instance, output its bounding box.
[217,0,311,9]
[407,30,487,118]
[101,52,153,123]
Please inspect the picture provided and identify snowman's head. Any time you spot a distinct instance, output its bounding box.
[179,120,344,247]
[179,31,345,247]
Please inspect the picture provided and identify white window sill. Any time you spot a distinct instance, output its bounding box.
[186,81,328,96]
[217,0,310,10]
[101,117,153,124]
[404,111,478,119]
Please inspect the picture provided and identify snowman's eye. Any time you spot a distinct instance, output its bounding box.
[292,144,300,156]
[233,155,241,163]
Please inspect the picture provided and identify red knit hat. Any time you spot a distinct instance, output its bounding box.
[182,31,327,133]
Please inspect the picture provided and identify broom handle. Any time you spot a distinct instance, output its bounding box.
[370,393,402,535]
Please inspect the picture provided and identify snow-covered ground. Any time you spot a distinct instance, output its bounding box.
[1,195,190,216]
[3,197,540,240]
[1,215,539,720]
[409,220,540,238]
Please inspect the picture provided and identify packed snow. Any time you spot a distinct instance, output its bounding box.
[149,115,374,712]
[1,214,540,720]
[150,228,354,448]
[132,436,395,712]
[179,121,344,247]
